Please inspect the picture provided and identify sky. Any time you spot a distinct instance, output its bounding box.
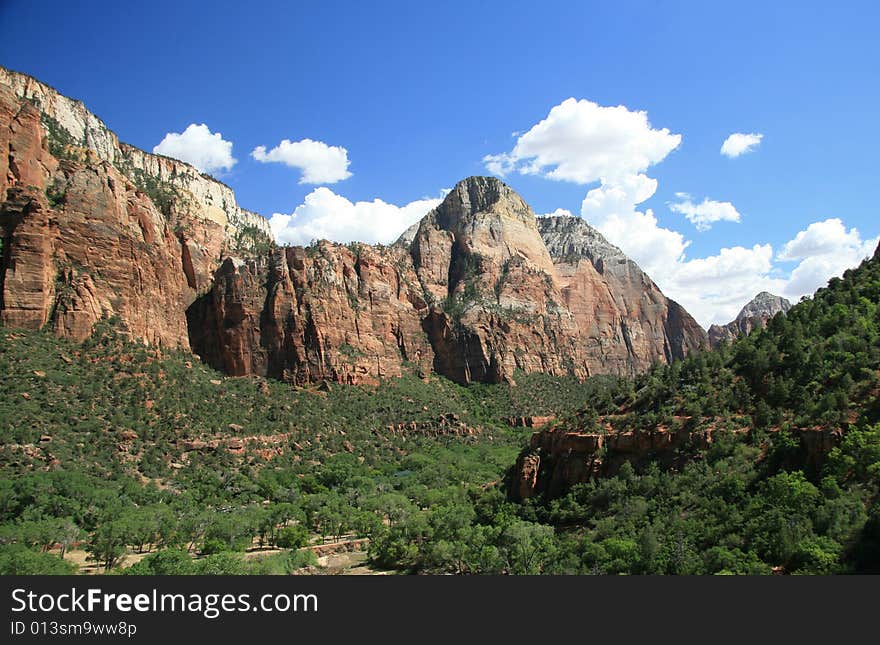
[1,0,878,326]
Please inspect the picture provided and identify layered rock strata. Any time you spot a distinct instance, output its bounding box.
[1,67,707,385]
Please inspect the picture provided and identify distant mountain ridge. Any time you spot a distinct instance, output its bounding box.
[708,291,792,347]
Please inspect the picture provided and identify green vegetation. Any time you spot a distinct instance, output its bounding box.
[440,252,485,324]
[0,321,561,575]
[233,224,275,256]
[128,167,179,217]
[364,249,880,574]
[45,177,67,208]
[1,248,879,575]
[40,113,81,160]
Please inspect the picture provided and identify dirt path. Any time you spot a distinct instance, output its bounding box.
[61,538,395,575]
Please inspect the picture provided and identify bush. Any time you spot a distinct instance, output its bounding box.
[0,545,77,575]
[275,525,309,549]
[123,549,195,575]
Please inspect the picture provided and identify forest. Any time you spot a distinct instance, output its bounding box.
[1,248,878,575]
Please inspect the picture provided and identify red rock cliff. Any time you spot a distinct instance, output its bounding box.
[1,67,707,386]
[0,68,270,348]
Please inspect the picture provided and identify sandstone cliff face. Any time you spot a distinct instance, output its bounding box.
[1,67,708,387]
[0,68,271,348]
[411,177,588,384]
[537,215,707,373]
[510,423,721,500]
[0,68,270,239]
[708,291,792,347]
[188,177,707,386]
[187,242,435,385]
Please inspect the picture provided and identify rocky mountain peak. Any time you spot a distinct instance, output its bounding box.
[434,176,532,229]
[537,214,630,267]
[412,176,556,288]
[0,67,710,387]
[735,292,792,321]
[708,291,792,347]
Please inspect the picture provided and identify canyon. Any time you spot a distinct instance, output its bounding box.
[0,67,708,386]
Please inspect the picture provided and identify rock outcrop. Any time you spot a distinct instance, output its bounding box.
[190,176,707,385]
[0,67,271,348]
[1,66,708,386]
[510,422,723,500]
[538,214,707,374]
[510,420,841,501]
[410,177,589,383]
[708,291,792,347]
[186,242,435,385]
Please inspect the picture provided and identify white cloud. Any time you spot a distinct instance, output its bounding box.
[720,132,763,158]
[483,97,681,185]
[153,123,237,173]
[581,196,876,325]
[269,187,444,246]
[484,98,874,327]
[537,208,575,218]
[663,244,788,326]
[580,173,688,278]
[777,218,865,261]
[251,139,352,184]
[581,187,776,325]
[777,218,878,297]
[669,193,742,231]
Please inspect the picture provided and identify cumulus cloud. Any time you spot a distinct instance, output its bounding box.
[669,193,742,231]
[777,219,878,297]
[582,197,876,325]
[537,208,576,218]
[663,245,788,326]
[580,174,689,279]
[252,139,352,184]
[574,175,873,325]
[720,132,763,158]
[483,97,681,184]
[485,97,873,326]
[153,123,237,173]
[269,187,443,246]
[778,218,866,261]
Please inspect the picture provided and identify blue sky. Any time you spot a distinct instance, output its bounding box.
[1,0,878,325]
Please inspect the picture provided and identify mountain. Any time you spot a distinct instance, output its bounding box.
[0,67,705,386]
[708,291,792,347]
[3,67,879,578]
[0,68,271,350]
[190,177,707,385]
[511,244,880,501]
[537,214,707,375]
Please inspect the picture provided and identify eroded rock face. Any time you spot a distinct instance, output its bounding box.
[410,178,592,384]
[708,291,792,347]
[511,420,842,501]
[187,242,435,385]
[0,68,271,348]
[1,67,709,387]
[537,214,708,374]
[510,424,714,500]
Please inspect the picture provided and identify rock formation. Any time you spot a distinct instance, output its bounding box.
[510,423,723,500]
[186,242,435,385]
[510,421,841,501]
[537,214,707,374]
[708,291,792,347]
[409,177,589,383]
[1,66,708,386]
[0,67,271,348]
